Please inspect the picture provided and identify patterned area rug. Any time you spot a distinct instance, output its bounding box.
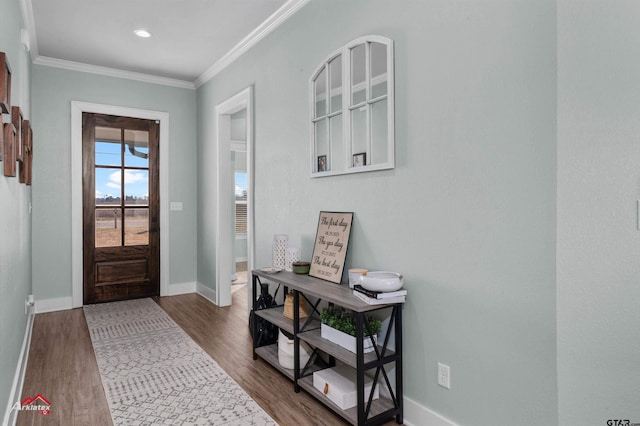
[84,298,277,425]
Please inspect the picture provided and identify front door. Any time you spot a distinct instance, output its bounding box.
[82,113,160,304]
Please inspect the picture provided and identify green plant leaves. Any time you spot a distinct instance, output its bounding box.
[320,306,381,337]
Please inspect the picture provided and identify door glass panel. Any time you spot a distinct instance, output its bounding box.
[124,208,149,246]
[95,167,121,204]
[351,107,367,162]
[329,115,343,171]
[124,129,149,168]
[371,99,388,165]
[351,43,366,105]
[329,55,342,114]
[315,119,328,165]
[124,169,149,206]
[95,126,121,166]
[96,209,122,247]
[370,42,387,98]
[314,66,327,119]
[371,80,387,99]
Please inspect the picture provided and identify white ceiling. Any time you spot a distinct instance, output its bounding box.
[24,0,306,88]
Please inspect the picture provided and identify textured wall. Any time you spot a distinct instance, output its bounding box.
[557,1,640,424]
[0,0,32,416]
[197,1,558,424]
[30,66,198,300]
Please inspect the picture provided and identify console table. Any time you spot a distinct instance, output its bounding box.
[251,269,403,426]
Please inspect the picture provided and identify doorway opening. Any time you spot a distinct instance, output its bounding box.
[216,87,254,308]
[82,113,160,304]
[71,102,170,308]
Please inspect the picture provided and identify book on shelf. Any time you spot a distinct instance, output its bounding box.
[353,285,407,299]
[353,290,406,305]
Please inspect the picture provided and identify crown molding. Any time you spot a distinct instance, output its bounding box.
[194,0,310,88]
[33,56,196,89]
[19,0,308,90]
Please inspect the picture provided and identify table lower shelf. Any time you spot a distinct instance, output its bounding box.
[297,375,399,425]
[255,343,324,381]
[255,344,295,380]
[255,343,400,425]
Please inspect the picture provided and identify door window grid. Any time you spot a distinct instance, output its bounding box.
[95,128,150,247]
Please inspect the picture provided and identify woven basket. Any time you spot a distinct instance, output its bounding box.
[283,292,308,319]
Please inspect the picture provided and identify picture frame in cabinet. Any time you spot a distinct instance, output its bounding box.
[0,52,11,114]
[12,106,23,162]
[3,123,16,177]
[317,155,327,172]
[309,211,353,284]
[353,152,366,168]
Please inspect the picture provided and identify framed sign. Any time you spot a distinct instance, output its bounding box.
[26,125,33,185]
[19,120,30,184]
[3,123,16,177]
[12,106,23,161]
[309,211,353,284]
[0,52,11,114]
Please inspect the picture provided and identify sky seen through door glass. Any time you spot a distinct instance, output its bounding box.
[95,139,149,199]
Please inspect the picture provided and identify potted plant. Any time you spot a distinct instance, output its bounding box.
[320,306,381,354]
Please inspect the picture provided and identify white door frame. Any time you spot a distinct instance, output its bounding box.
[70,101,170,308]
[215,86,254,307]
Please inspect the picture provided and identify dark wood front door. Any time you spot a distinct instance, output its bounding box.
[83,113,160,304]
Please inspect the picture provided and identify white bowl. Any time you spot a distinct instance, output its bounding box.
[359,271,404,292]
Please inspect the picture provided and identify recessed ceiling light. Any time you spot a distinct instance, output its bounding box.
[134,29,151,38]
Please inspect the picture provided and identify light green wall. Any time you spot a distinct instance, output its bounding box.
[0,0,32,414]
[6,1,636,424]
[197,1,557,424]
[558,1,640,424]
[31,66,198,300]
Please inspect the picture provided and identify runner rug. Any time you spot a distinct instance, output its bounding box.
[83,298,277,425]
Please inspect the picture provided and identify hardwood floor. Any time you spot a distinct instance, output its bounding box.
[17,289,399,425]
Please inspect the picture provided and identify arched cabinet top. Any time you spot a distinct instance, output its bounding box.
[310,35,395,177]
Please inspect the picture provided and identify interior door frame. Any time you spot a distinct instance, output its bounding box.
[71,101,170,308]
[215,86,254,307]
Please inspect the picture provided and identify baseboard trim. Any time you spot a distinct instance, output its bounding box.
[167,281,196,296]
[196,282,217,305]
[35,296,73,313]
[3,305,35,426]
[403,395,458,426]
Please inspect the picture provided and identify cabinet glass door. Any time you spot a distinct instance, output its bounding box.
[311,36,394,177]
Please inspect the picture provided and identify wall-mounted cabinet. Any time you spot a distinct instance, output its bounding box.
[311,36,395,177]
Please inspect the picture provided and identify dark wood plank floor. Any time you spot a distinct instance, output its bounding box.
[17,288,399,425]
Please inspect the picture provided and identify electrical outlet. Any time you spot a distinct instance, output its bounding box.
[438,362,450,389]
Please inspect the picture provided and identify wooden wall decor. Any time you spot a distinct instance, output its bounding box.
[19,119,30,184]
[12,106,23,162]
[3,123,16,177]
[26,125,33,185]
[0,52,11,114]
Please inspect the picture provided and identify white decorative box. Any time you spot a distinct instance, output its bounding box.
[277,330,311,370]
[321,323,377,354]
[313,365,379,410]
